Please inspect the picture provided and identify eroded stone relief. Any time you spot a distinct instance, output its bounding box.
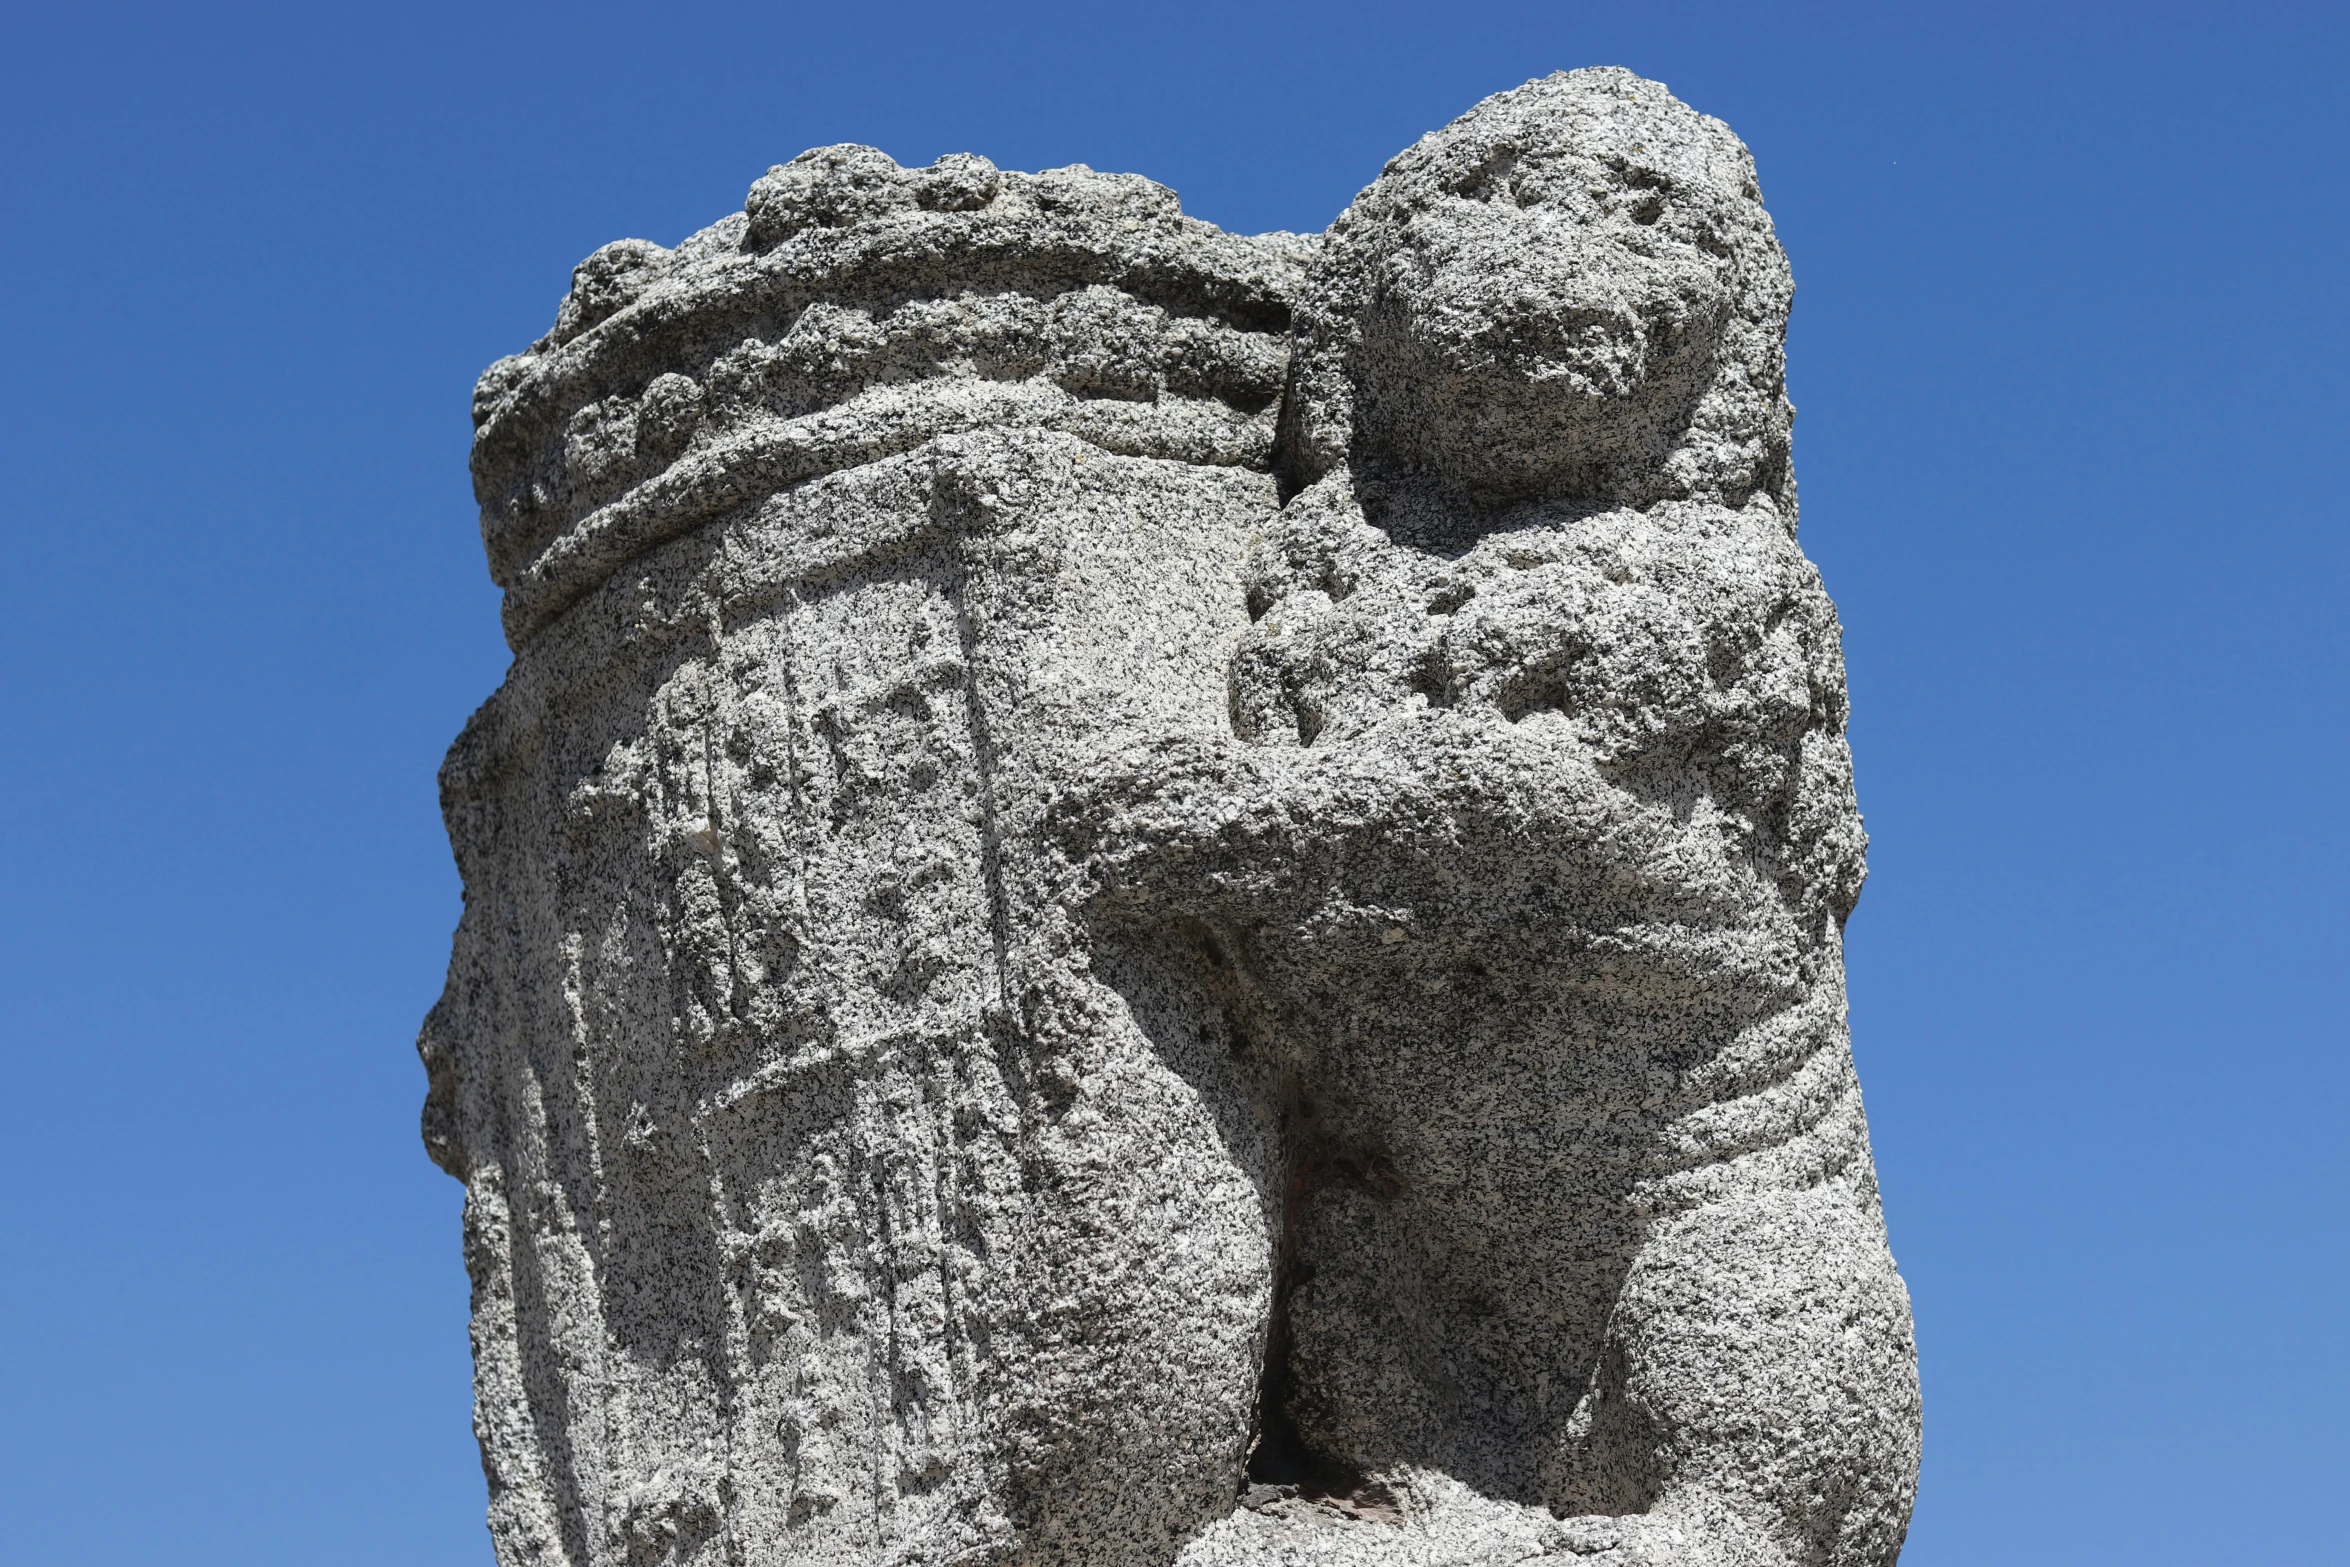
[424,68,1921,1567]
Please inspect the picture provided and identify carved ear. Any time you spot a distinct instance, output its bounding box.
[1274,282,1367,500]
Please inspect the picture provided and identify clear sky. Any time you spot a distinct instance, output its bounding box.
[1,3,2342,1562]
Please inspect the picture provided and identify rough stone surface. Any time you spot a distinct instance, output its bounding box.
[423,67,1921,1567]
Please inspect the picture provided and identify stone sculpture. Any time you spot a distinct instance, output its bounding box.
[422,67,1921,1567]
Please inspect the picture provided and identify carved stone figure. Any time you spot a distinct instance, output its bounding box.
[423,68,1921,1567]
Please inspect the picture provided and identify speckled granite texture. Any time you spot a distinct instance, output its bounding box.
[422,67,1920,1567]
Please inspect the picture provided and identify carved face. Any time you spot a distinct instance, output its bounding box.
[1353,186,1736,506]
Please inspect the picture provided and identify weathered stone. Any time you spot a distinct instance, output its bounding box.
[423,67,1920,1567]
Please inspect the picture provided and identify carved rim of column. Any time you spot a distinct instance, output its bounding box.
[466,155,1314,650]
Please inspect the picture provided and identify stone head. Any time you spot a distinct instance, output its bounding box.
[1282,67,1796,515]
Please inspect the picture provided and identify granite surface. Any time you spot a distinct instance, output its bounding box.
[423,67,1920,1567]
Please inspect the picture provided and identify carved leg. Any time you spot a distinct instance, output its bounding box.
[1549,1185,1921,1567]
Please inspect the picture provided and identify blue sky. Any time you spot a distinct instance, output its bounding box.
[1,3,2342,1562]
